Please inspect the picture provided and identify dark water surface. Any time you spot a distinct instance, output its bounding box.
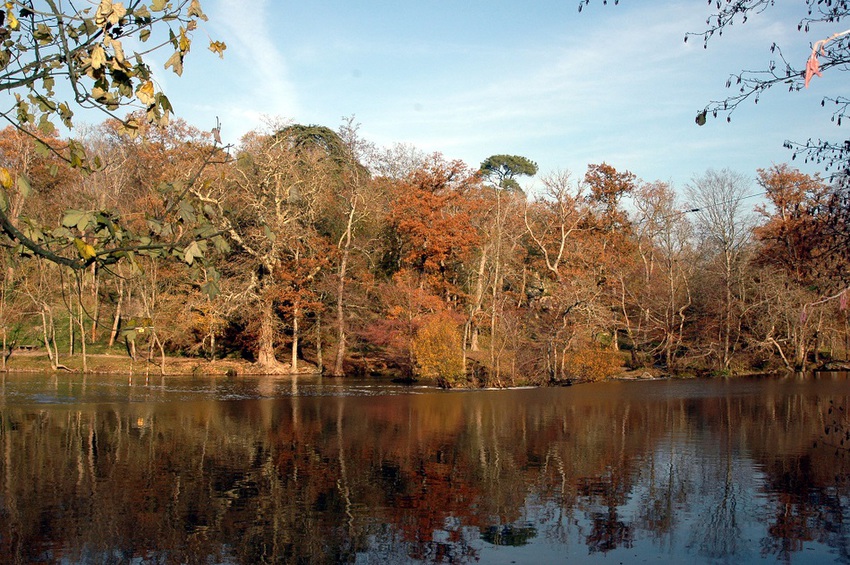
[1,373,849,564]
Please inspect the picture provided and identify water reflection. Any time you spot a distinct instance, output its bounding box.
[0,374,848,563]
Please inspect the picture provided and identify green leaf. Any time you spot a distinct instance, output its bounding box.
[33,23,52,43]
[37,116,55,136]
[206,265,220,282]
[134,5,152,20]
[62,209,88,229]
[58,102,73,128]
[34,140,51,158]
[158,93,173,113]
[212,235,230,254]
[183,240,202,265]
[178,199,195,223]
[201,279,220,299]
[16,174,31,198]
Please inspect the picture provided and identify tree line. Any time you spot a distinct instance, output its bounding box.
[1,116,848,383]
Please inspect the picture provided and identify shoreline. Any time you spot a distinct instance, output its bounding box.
[0,351,827,384]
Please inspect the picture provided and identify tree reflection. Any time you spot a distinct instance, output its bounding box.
[0,376,848,563]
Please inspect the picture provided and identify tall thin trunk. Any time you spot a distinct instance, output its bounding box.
[78,295,87,373]
[333,202,356,377]
[490,189,502,383]
[90,264,99,342]
[722,251,733,370]
[41,306,58,370]
[315,312,323,373]
[333,248,349,377]
[108,278,123,347]
[68,301,74,356]
[156,334,166,375]
[291,302,300,374]
[467,250,488,354]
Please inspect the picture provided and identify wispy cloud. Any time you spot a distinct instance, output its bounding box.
[207,0,299,140]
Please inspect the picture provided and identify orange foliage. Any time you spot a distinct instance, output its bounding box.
[412,312,464,384]
[387,155,482,298]
[562,347,622,382]
[754,164,831,286]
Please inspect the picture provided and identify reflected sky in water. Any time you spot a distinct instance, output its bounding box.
[1,373,848,563]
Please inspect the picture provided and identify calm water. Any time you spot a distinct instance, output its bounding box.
[1,373,849,564]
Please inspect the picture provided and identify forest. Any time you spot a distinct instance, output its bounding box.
[1,115,848,384]
[0,0,849,385]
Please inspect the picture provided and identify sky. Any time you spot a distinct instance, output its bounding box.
[148,0,845,196]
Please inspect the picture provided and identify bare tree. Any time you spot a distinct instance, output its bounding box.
[687,169,755,370]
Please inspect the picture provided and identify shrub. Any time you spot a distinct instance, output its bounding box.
[562,348,622,382]
[412,313,464,385]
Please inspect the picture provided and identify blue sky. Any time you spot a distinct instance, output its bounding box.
[154,0,844,194]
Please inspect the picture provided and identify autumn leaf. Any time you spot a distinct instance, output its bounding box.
[105,35,126,65]
[136,80,155,105]
[0,167,13,189]
[95,0,126,27]
[188,0,207,20]
[164,50,183,76]
[805,52,822,88]
[74,238,97,260]
[178,28,191,53]
[90,45,107,69]
[107,2,127,25]
[208,40,226,58]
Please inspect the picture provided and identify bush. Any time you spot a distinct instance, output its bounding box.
[412,314,464,385]
[562,348,622,382]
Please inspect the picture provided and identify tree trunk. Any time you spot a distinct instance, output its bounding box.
[77,295,87,373]
[315,312,323,373]
[41,305,58,370]
[257,299,279,369]
[333,202,356,377]
[490,191,502,383]
[108,278,123,347]
[68,303,74,356]
[467,250,488,353]
[291,303,300,374]
[333,247,349,377]
[90,264,100,342]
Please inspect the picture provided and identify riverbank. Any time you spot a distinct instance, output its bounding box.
[4,348,840,381]
[1,350,266,377]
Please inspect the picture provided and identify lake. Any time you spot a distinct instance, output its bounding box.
[1,372,848,564]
